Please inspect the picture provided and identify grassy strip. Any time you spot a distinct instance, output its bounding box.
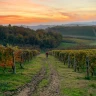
[0,55,43,95]
[32,56,51,96]
[38,78,49,89]
[38,61,50,89]
[49,55,96,96]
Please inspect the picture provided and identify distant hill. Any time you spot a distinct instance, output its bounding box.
[62,21,96,26]
[22,21,96,39]
[24,25,54,30]
[23,21,96,30]
[47,26,96,39]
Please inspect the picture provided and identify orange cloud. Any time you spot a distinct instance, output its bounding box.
[0,12,95,24]
[0,0,96,24]
[0,15,53,24]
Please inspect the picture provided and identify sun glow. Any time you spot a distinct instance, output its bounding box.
[0,0,96,24]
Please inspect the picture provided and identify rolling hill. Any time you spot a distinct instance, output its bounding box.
[47,26,96,39]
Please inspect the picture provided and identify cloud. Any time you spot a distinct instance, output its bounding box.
[0,0,46,10]
[0,0,96,24]
[0,15,53,24]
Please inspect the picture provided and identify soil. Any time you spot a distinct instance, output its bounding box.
[4,56,60,96]
[39,60,60,96]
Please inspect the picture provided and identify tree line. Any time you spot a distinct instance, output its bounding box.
[0,24,62,49]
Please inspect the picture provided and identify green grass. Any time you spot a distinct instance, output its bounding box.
[49,55,96,96]
[38,79,49,88]
[1,54,96,96]
[57,42,77,49]
[38,57,50,89]
[49,26,96,38]
[63,37,93,44]
[0,55,43,95]
[57,37,95,49]
[32,55,51,96]
[90,41,96,45]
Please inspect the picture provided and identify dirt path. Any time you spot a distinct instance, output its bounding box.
[39,60,60,96]
[4,63,47,96]
[5,55,60,96]
[16,66,46,96]
[16,55,60,96]
[3,54,96,96]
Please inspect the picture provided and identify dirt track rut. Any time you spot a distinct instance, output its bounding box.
[39,60,60,96]
[5,55,60,96]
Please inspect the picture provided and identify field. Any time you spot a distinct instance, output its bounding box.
[47,26,96,38]
[48,26,96,49]
[57,42,77,49]
[57,37,96,49]
[0,54,96,96]
[54,59,96,96]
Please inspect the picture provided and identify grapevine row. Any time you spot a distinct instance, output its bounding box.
[49,49,96,78]
[0,46,39,74]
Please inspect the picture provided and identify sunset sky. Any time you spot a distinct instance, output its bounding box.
[0,0,96,25]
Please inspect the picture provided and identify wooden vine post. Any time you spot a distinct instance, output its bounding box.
[68,54,70,68]
[12,51,16,74]
[63,57,66,65]
[86,56,90,79]
[74,55,77,72]
[20,51,24,69]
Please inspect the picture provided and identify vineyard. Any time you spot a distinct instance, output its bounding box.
[0,45,39,74]
[49,49,96,79]
[0,45,96,96]
[0,48,96,96]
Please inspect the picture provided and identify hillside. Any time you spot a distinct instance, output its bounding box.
[47,26,96,39]
[23,21,96,30]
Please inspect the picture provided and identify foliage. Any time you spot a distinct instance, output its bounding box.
[0,45,39,73]
[0,54,42,94]
[50,49,96,78]
[0,25,62,49]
